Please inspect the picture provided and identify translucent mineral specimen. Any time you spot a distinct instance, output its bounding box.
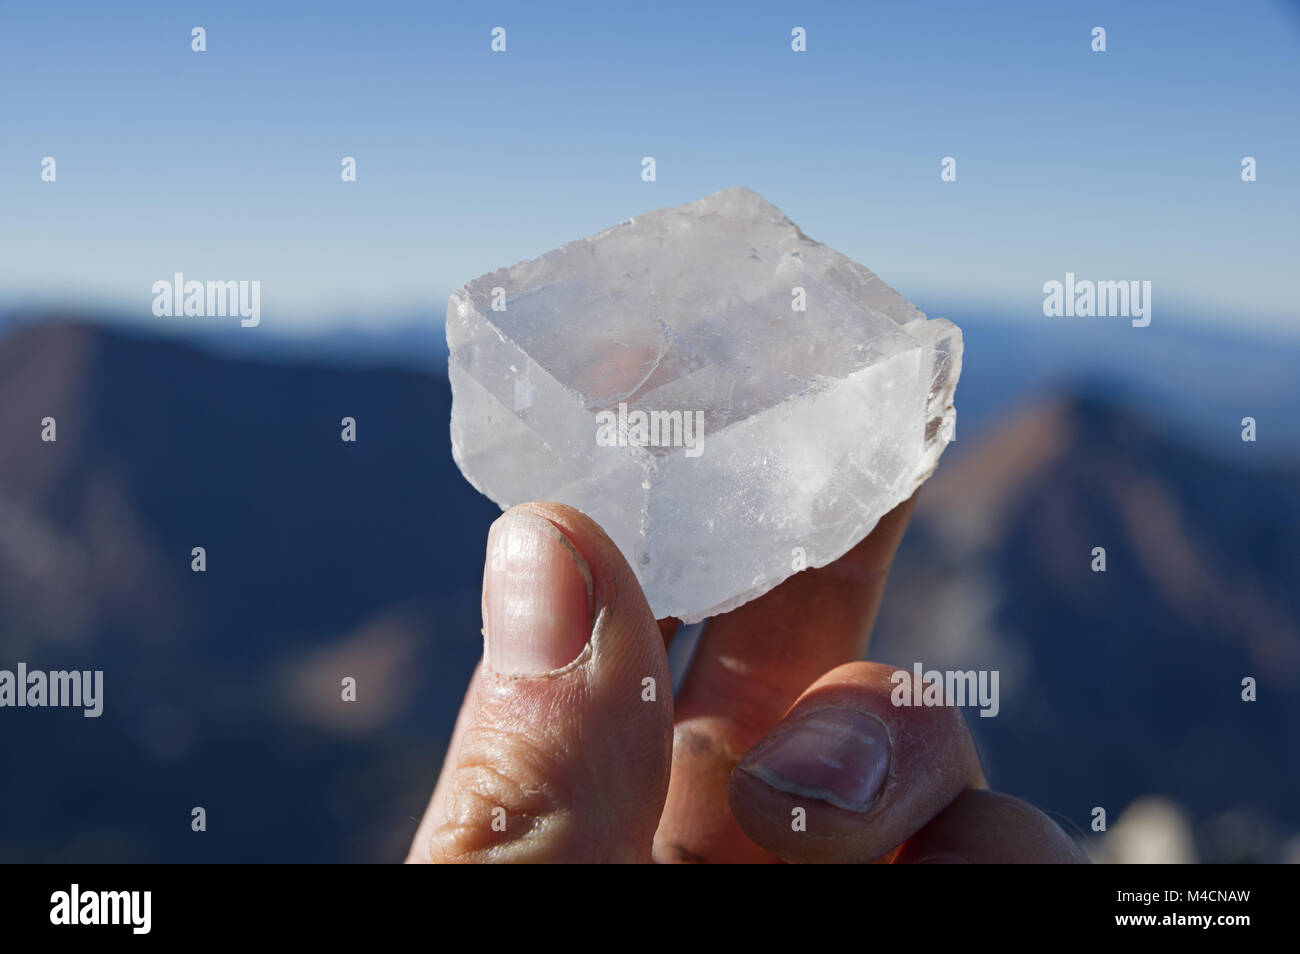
[447,187,961,622]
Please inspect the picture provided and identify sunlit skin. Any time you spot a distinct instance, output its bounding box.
[406,496,1086,863]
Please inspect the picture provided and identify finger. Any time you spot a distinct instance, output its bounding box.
[727,660,984,863]
[658,617,681,646]
[408,609,677,863]
[654,497,915,863]
[893,789,1088,863]
[411,503,673,863]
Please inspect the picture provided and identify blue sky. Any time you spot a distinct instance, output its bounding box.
[2,0,1297,338]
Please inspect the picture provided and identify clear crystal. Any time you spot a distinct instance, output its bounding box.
[448,187,961,622]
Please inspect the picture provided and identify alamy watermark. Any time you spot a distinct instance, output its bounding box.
[1042,272,1151,327]
[891,663,1000,718]
[0,664,103,717]
[50,884,150,934]
[595,402,704,458]
[152,272,260,327]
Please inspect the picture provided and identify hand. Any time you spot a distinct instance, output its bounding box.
[406,500,1086,863]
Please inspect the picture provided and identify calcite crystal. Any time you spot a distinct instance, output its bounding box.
[447,188,961,622]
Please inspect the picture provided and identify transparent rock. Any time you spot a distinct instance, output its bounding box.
[447,187,961,623]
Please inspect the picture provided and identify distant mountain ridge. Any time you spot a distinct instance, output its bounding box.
[0,320,1296,861]
[0,320,497,862]
[6,305,1300,458]
[874,396,1300,860]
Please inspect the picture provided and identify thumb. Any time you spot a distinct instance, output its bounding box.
[421,503,673,863]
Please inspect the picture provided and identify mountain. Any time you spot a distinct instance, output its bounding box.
[0,321,498,862]
[872,397,1300,861]
[0,321,1296,861]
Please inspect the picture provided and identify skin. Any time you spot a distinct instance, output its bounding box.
[406,496,1087,864]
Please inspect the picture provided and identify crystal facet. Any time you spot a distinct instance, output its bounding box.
[448,188,961,622]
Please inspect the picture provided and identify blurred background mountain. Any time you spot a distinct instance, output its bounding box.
[0,311,1295,862]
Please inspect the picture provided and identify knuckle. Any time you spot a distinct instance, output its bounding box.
[427,725,576,862]
[691,664,791,747]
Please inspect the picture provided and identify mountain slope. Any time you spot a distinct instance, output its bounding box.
[1,321,1296,861]
[873,397,1300,860]
[0,321,498,861]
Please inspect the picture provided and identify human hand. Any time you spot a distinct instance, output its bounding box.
[406,500,1085,863]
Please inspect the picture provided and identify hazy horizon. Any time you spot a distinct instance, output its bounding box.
[3,1,1297,337]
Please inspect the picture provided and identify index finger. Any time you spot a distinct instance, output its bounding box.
[653,494,916,863]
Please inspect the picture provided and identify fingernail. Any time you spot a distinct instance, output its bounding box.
[738,706,891,812]
[483,508,594,675]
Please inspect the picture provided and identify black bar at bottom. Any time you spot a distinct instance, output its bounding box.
[0,863,1284,940]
